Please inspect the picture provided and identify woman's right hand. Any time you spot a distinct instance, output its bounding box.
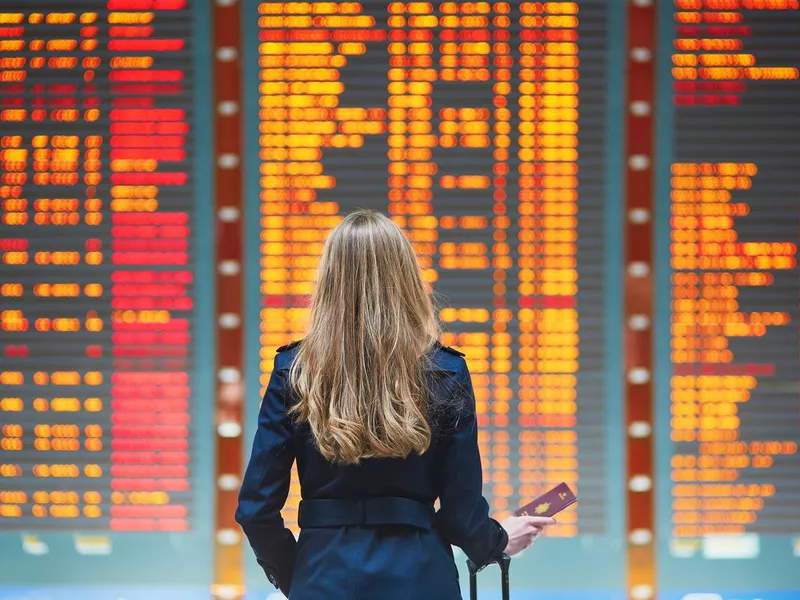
[500,515,556,556]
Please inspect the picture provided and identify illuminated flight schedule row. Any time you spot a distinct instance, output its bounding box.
[0,2,200,532]
[251,0,612,539]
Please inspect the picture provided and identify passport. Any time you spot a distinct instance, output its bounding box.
[514,482,577,518]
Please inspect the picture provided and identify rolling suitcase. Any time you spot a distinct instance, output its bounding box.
[467,553,511,600]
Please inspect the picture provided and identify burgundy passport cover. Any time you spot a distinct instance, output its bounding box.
[514,482,577,518]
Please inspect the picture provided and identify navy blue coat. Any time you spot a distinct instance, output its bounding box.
[236,342,508,599]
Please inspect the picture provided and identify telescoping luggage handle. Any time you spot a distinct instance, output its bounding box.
[467,553,511,600]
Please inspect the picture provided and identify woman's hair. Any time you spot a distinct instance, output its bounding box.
[288,208,440,464]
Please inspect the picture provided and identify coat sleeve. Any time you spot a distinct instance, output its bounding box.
[235,365,296,596]
[434,359,509,568]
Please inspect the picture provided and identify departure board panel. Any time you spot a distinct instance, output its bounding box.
[657,1,800,597]
[244,0,625,596]
[0,0,212,548]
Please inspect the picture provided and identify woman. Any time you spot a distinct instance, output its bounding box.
[236,209,555,599]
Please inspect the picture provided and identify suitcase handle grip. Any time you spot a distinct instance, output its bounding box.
[467,553,511,600]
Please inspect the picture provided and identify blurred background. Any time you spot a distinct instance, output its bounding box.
[0,1,798,599]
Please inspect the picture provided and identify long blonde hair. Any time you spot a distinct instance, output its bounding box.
[288,209,440,464]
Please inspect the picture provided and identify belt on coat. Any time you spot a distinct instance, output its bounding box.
[298,497,435,530]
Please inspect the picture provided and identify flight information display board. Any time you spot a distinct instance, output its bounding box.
[0,0,213,591]
[244,1,626,597]
[656,1,800,598]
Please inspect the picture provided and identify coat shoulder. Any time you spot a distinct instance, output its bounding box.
[425,342,466,374]
[274,340,301,371]
[276,339,301,353]
[436,342,464,357]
